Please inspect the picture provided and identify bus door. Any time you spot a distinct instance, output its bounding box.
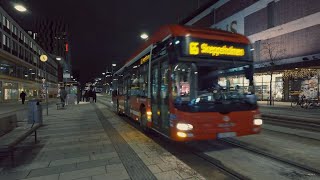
[124,75,131,115]
[151,57,170,134]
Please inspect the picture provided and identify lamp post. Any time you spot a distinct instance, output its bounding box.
[40,54,48,116]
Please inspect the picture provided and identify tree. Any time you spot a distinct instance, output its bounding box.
[260,40,286,105]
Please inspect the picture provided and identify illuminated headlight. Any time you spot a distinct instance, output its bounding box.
[176,123,193,131]
[254,119,263,126]
[177,132,187,138]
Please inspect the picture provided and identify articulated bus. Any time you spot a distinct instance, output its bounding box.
[112,25,262,141]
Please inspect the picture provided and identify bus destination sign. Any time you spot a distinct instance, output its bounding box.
[188,41,245,57]
[140,54,150,65]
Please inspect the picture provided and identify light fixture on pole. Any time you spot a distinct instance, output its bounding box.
[56,57,62,61]
[40,54,49,116]
[102,72,106,75]
[14,4,27,12]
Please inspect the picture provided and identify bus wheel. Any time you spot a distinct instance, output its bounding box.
[140,107,149,133]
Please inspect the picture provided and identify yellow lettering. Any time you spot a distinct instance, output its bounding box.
[189,42,200,55]
[189,42,245,57]
[140,55,150,65]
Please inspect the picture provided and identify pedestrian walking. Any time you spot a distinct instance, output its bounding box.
[93,89,97,103]
[59,87,67,107]
[82,90,87,102]
[77,87,81,104]
[20,91,26,104]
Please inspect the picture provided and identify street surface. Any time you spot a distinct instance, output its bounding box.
[0,94,319,180]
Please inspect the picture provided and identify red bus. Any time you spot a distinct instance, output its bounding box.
[112,25,262,141]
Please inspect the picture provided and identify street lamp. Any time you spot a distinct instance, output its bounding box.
[40,54,49,116]
[102,72,106,75]
[56,57,62,61]
[14,4,27,12]
[140,33,149,40]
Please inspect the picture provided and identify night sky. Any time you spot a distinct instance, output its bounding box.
[1,0,210,83]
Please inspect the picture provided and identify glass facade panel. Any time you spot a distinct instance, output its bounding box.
[3,82,18,100]
[254,74,283,101]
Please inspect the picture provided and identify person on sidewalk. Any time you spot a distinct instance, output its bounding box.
[20,91,27,104]
[77,87,81,104]
[93,89,97,103]
[59,87,67,107]
[88,86,96,103]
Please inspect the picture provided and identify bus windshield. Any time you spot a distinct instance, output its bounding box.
[172,61,257,112]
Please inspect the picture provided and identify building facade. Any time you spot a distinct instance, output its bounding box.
[30,16,71,83]
[182,0,320,101]
[0,7,59,102]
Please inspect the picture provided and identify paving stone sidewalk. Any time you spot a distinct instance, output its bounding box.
[0,101,205,180]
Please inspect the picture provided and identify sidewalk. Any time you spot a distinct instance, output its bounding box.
[0,99,58,116]
[0,102,204,180]
[258,101,320,121]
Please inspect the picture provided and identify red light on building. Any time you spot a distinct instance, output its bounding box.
[65,43,69,52]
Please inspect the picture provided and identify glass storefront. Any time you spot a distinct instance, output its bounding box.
[243,69,320,101]
[19,83,39,99]
[3,82,18,100]
[254,74,283,101]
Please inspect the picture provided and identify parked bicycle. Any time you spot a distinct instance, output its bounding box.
[304,99,320,109]
[291,95,306,108]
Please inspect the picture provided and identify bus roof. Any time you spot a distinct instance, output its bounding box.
[117,25,250,74]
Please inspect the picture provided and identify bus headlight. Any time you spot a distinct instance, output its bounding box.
[254,119,263,126]
[176,123,193,131]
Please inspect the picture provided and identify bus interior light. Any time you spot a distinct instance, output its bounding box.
[175,40,180,45]
[176,123,193,131]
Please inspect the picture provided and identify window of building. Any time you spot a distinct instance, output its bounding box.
[267,1,275,28]
[20,31,23,40]
[12,41,19,56]
[11,25,17,35]
[5,19,10,29]
[2,34,10,47]
[19,45,24,57]
[2,34,5,46]
[2,16,5,26]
